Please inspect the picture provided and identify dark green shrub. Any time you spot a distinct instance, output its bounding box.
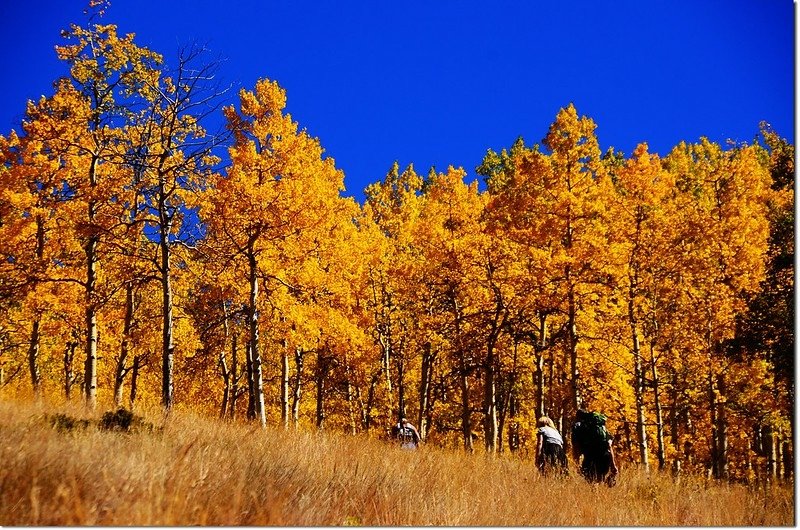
[99,408,154,433]
[47,413,91,433]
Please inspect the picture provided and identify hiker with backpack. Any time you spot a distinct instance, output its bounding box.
[535,416,569,476]
[391,417,421,450]
[571,409,619,485]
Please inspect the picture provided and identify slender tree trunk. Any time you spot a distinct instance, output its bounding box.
[81,154,100,408]
[669,369,680,448]
[764,424,777,479]
[623,419,633,456]
[424,373,435,440]
[28,216,45,397]
[716,372,728,479]
[709,366,719,478]
[547,345,555,418]
[483,340,498,453]
[651,349,666,470]
[565,210,580,412]
[84,296,98,409]
[781,439,792,481]
[373,280,396,422]
[218,303,231,418]
[567,280,580,412]
[753,424,763,457]
[316,349,327,429]
[565,277,581,456]
[219,328,230,419]
[364,371,379,431]
[245,342,255,420]
[356,381,369,431]
[28,320,42,397]
[535,313,547,418]
[64,338,78,400]
[84,245,98,408]
[498,342,519,453]
[83,155,100,409]
[418,342,434,440]
[497,410,506,453]
[685,410,694,465]
[292,346,304,427]
[129,355,141,410]
[459,361,473,452]
[64,345,72,400]
[229,333,239,419]
[381,337,393,419]
[483,360,498,453]
[500,341,520,449]
[159,196,175,410]
[629,277,649,471]
[281,344,289,428]
[397,347,406,420]
[345,362,357,435]
[114,284,135,406]
[247,248,266,428]
[452,295,473,452]
[220,357,230,420]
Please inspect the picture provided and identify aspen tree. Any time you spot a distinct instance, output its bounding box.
[364,162,424,422]
[55,20,161,407]
[415,167,486,451]
[125,43,226,409]
[607,143,676,470]
[200,79,344,427]
[540,104,615,413]
[666,139,771,478]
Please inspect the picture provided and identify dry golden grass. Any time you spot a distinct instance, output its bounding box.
[0,399,792,526]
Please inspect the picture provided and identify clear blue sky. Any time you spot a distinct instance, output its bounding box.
[0,1,793,202]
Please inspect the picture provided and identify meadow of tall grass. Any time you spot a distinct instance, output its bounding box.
[0,399,792,526]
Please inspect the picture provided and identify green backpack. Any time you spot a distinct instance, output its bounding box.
[572,411,611,456]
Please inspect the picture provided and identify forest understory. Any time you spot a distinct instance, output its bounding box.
[0,399,792,526]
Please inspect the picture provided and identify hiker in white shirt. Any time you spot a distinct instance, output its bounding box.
[536,416,568,476]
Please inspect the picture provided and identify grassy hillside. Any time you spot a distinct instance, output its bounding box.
[0,399,792,526]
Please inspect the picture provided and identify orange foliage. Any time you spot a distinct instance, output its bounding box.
[0,18,791,485]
